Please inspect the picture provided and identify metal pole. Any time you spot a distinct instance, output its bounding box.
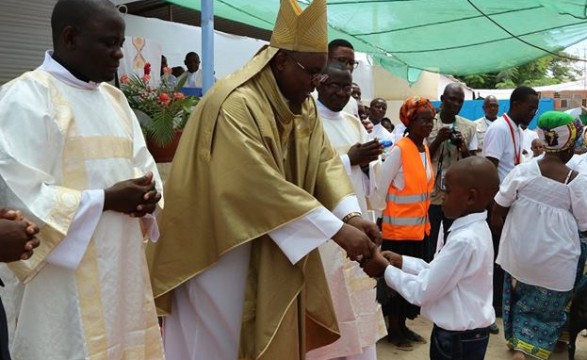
[201,0,214,94]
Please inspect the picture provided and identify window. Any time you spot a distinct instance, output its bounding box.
[582,98,586,107]
[561,99,568,108]
[554,92,561,98]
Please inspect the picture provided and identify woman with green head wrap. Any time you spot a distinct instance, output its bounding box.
[491,111,587,360]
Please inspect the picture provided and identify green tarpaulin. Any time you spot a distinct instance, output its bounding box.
[166,0,587,82]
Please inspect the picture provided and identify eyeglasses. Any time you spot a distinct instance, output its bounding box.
[323,82,352,94]
[283,52,327,84]
[331,56,359,69]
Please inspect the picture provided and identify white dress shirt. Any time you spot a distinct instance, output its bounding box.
[383,211,495,331]
[482,115,522,183]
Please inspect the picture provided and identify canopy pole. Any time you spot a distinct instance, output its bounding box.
[201,0,214,94]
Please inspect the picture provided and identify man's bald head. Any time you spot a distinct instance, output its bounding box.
[51,0,119,46]
[482,95,499,120]
[440,83,465,118]
[317,62,352,112]
[50,0,125,83]
[484,95,497,106]
[443,83,463,97]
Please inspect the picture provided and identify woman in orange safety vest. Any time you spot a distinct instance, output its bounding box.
[375,96,435,351]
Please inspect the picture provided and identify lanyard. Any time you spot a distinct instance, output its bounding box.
[503,114,521,165]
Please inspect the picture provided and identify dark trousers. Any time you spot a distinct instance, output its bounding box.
[430,325,490,360]
[0,295,10,360]
[426,204,454,262]
[486,205,504,315]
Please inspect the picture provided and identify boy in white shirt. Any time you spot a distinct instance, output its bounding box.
[361,156,499,360]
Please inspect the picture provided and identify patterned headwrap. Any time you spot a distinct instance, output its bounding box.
[399,96,435,127]
[537,111,581,152]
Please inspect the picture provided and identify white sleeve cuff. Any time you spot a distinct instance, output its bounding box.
[494,191,511,207]
[269,207,343,265]
[401,255,428,275]
[46,189,104,270]
[141,212,160,242]
[340,154,352,176]
[332,195,361,220]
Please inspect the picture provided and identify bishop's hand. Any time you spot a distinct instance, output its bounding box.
[332,223,375,262]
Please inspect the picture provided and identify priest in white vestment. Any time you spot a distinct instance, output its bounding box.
[0,1,164,358]
[307,63,386,360]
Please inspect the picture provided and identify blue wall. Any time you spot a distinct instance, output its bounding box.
[431,98,554,130]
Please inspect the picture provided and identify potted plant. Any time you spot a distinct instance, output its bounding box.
[120,63,199,162]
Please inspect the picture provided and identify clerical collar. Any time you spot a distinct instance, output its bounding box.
[38,51,100,90]
[316,100,344,121]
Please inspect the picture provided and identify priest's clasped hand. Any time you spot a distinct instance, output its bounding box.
[103,171,161,217]
[0,208,40,262]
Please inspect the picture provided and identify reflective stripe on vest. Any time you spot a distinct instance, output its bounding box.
[381,137,434,241]
[386,193,429,204]
[382,215,427,226]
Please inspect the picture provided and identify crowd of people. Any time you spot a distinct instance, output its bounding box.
[0,0,585,360]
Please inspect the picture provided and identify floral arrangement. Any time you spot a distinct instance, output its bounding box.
[120,63,198,146]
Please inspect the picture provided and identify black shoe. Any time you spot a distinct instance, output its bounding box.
[489,323,499,335]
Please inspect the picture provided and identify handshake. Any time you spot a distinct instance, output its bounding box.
[331,215,402,277]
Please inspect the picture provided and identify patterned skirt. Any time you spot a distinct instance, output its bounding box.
[502,272,572,359]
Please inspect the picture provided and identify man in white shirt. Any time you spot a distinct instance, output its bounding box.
[482,86,539,182]
[475,95,499,153]
[368,98,394,142]
[178,51,202,88]
[482,85,539,329]
[361,156,499,360]
[0,0,164,358]
[308,62,386,360]
[427,83,477,263]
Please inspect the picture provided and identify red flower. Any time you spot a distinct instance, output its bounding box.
[144,63,152,76]
[142,74,151,83]
[173,92,185,100]
[158,93,171,106]
[120,74,129,84]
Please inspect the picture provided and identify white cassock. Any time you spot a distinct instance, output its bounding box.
[303,101,386,360]
[342,96,359,118]
[0,51,164,359]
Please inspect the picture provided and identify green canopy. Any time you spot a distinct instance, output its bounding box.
[166,0,587,82]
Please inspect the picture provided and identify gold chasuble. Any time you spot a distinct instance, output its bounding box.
[148,1,356,358]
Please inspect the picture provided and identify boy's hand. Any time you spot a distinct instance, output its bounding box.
[360,249,389,278]
[381,250,403,269]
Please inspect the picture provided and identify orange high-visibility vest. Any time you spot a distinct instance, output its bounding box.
[382,137,434,241]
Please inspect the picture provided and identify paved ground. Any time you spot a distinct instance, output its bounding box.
[377,317,587,359]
